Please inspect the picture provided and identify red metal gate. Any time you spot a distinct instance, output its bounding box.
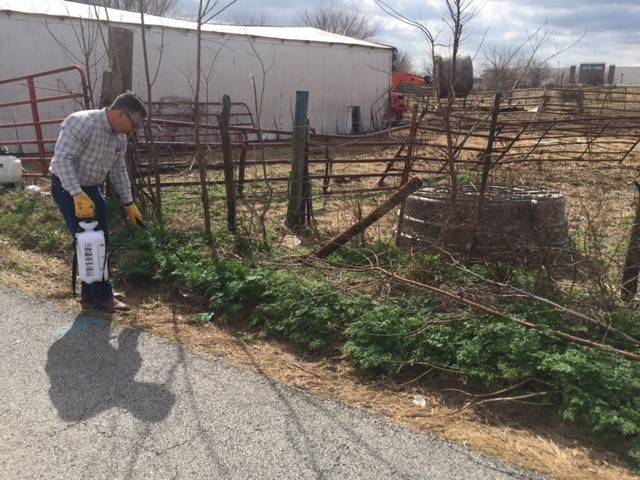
[0,66,90,176]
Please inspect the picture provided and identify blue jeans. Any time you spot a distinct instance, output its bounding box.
[51,175,114,304]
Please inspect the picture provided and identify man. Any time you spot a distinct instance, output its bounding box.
[50,91,146,312]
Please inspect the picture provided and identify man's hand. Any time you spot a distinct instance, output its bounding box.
[73,192,96,218]
[125,203,143,225]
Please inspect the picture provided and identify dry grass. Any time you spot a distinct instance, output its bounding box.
[0,237,637,480]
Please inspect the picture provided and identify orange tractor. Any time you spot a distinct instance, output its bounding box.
[390,71,430,121]
[389,56,474,123]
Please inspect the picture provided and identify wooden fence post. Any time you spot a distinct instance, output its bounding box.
[286,90,309,227]
[219,94,236,233]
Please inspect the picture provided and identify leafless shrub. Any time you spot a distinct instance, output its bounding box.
[229,12,271,26]
[194,0,240,237]
[74,0,180,17]
[44,6,105,106]
[393,49,414,73]
[482,46,551,91]
[299,1,380,41]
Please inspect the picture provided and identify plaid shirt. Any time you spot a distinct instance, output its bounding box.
[49,108,133,204]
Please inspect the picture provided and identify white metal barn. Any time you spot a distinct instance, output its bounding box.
[0,0,393,140]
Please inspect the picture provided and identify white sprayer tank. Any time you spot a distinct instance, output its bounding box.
[75,221,108,283]
[0,153,22,187]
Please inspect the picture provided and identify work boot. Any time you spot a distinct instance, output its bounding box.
[97,298,131,312]
[113,291,126,301]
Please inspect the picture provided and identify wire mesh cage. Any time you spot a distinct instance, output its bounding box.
[399,184,571,260]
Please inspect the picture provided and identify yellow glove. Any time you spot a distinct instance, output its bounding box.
[73,192,96,218]
[125,203,143,225]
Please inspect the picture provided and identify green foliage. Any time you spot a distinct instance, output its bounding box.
[327,240,405,268]
[188,312,214,326]
[406,254,469,286]
[157,249,367,350]
[0,191,68,255]
[346,306,640,468]
[405,254,538,292]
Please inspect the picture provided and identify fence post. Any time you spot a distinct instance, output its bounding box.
[26,78,47,175]
[219,94,236,233]
[286,90,309,228]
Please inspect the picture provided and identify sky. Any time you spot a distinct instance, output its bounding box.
[182,0,640,72]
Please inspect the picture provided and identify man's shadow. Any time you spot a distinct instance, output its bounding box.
[46,315,175,423]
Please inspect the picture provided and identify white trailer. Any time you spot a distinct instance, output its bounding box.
[0,0,393,141]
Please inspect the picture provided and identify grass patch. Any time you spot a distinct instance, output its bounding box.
[0,191,68,256]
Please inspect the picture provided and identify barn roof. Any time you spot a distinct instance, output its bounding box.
[0,0,392,50]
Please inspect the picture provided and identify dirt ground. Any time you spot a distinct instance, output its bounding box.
[0,235,637,480]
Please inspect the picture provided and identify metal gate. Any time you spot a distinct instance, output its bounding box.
[0,66,90,176]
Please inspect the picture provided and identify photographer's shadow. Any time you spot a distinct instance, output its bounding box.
[46,315,175,423]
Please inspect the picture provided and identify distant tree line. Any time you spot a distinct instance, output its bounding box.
[73,0,180,17]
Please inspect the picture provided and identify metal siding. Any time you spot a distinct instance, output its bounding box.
[0,0,391,49]
[0,12,391,138]
[616,67,640,85]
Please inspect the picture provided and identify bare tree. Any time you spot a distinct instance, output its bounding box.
[138,2,166,223]
[526,57,551,88]
[376,0,478,233]
[244,38,275,240]
[481,45,524,92]
[482,24,582,93]
[44,6,105,107]
[393,49,414,73]
[194,0,240,238]
[73,0,180,17]
[300,1,380,41]
[230,12,270,26]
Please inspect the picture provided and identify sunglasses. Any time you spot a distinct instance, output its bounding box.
[122,110,143,131]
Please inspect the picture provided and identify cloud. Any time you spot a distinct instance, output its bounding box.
[182,0,640,67]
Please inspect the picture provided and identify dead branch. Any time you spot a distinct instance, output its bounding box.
[444,378,538,399]
[382,359,462,375]
[376,268,640,362]
[452,390,551,415]
[441,253,640,347]
[315,177,424,258]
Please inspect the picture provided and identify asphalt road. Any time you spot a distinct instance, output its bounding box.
[0,286,544,480]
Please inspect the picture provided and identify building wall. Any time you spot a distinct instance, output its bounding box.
[0,11,392,151]
[549,66,640,86]
[615,67,640,86]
